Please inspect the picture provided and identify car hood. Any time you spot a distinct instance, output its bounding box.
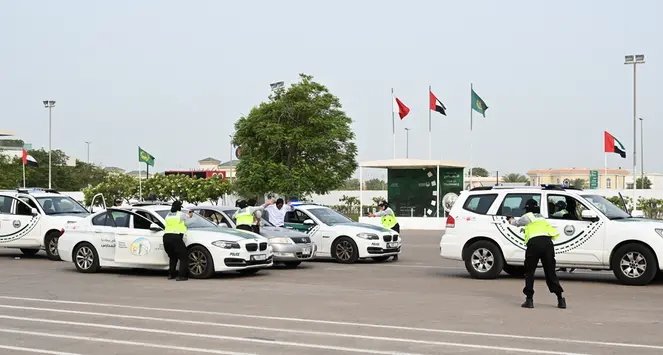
[331,222,395,234]
[613,217,663,225]
[188,227,267,242]
[260,226,309,238]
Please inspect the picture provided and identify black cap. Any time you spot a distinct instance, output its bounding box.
[171,200,183,212]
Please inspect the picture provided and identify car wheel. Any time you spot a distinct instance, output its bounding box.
[44,231,61,261]
[238,268,260,275]
[20,248,39,257]
[283,261,301,268]
[502,264,526,278]
[73,242,100,273]
[464,240,504,279]
[372,256,390,263]
[187,245,215,279]
[332,237,359,264]
[611,243,658,286]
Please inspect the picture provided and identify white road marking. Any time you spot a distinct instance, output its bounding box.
[0,344,82,355]
[0,315,427,355]
[0,304,586,355]
[0,329,256,355]
[0,296,660,351]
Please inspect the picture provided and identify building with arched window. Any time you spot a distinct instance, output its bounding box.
[526,168,630,189]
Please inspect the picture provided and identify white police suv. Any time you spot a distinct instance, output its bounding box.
[440,184,663,285]
[0,188,90,260]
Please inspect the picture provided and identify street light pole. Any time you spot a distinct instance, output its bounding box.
[624,55,644,201]
[404,128,411,158]
[639,117,644,188]
[85,141,91,164]
[43,100,56,189]
[229,134,233,182]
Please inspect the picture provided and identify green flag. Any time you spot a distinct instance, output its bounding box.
[471,89,488,117]
[138,146,155,167]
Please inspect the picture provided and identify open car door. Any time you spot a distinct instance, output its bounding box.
[107,209,168,266]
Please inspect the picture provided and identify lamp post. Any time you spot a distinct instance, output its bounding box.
[404,127,411,158]
[43,100,56,189]
[624,54,644,199]
[229,134,233,182]
[85,141,91,164]
[639,117,644,188]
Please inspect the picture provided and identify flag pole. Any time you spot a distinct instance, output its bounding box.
[428,85,432,160]
[22,161,26,188]
[138,152,142,202]
[391,88,396,159]
[604,153,607,189]
[469,83,473,190]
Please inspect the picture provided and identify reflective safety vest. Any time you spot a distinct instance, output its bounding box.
[164,212,187,234]
[235,208,254,226]
[381,209,397,229]
[523,212,559,244]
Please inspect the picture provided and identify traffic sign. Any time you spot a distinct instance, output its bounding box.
[589,170,599,189]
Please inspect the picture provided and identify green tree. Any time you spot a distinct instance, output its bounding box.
[470,167,490,177]
[365,178,387,190]
[636,177,652,189]
[372,196,385,205]
[202,175,233,205]
[502,173,529,184]
[0,152,22,188]
[571,178,586,189]
[341,178,360,190]
[83,173,138,206]
[607,195,633,214]
[637,198,663,219]
[232,73,358,198]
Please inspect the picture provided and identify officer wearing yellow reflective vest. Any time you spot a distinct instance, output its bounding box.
[233,199,271,232]
[163,200,193,281]
[508,199,566,309]
[368,201,400,261]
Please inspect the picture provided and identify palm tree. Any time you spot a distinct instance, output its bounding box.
[502,173,530,185]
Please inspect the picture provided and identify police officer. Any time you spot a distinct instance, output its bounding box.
[233,199,271,232]
[163,200,192,281]
[552,201,575,273]
[508,199,566,309]
[368,201,400,261]
[247,198,261,234]
[114,198,122,207]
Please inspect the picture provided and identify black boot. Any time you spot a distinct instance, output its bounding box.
[557,296,566,309]
[521,297,533,308]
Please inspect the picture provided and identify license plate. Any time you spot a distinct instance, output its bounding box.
[302,248,311,255]
[251,254,266,261]
[388,242,398,248]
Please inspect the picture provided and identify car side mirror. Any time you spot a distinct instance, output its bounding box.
[581,210,598,220]
[149,223,163,232]
[30,208,38,216]
[218,222,229,228]
[303,219,315,225]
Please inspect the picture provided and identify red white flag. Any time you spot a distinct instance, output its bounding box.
[21,148,38,167]
[393,95,410,119]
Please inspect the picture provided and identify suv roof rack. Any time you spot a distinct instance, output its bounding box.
[16,188,60,194]
[469,184,582,192]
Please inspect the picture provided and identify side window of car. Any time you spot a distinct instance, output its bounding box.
[15,199,33,216]
[462,194,498,215]
[132,213,154,230]
[547,195,571,219]
[285,211,298,223]
[0,196,11,214]
[19,197,39,210]
[110,211,131,228]
[498,193,542,218]
[92,212,109,226]
[136,210,164,228]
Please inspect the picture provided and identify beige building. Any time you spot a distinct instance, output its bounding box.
[527,168,630,189]
[198,157,238,180]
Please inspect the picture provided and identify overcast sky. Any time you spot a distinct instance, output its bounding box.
[1,0,660,179]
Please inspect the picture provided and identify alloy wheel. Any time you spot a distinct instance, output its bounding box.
[471,248,494,272]
[336,240,354,261]
[49,237,59,256]
[620,251,646,278]
[75,246,94,270]
[189,250,207,276]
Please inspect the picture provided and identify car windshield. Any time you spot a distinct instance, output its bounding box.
[154,209,220,229]
[35,196,89,215]
[582,194,632,219]
[307,207,353,224]
[223,208,274,227]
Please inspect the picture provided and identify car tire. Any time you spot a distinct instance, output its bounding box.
[238,268,260,275]
[20,248,39,257]
[283,261,301,268]
[73,242,101,273]
[611,243,658,286]
[502,264,526,278]
[372,256,390,263]
[44,231,62,261]
[187,245,215,279]
[464,240,504,279]
[332,237,359,264]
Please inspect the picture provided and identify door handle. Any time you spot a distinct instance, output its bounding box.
[92,229,103,233]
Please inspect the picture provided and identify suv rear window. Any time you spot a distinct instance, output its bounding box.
[498,193,541,217]
[462,194,498,215]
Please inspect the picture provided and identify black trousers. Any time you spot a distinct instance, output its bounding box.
[523,236,563,298]
[391,223,400,233]
[236,224,252,231]
[163,233,188,278]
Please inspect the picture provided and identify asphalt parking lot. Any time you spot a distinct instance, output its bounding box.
[1,231,663,355]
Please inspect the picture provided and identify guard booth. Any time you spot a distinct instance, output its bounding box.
[357,159,466,230]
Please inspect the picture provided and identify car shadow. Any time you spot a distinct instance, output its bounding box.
[58,264,275,280]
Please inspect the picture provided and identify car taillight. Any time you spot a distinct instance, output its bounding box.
[60,228,65,235]
[445,215,455,228]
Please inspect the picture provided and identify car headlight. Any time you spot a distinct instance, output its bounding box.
[269,237,293,244]
[357,233,379,240]
[212,240,240,249]
[655,229,663,238]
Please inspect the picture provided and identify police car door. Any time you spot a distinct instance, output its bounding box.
[110,209,168,266]
[0,196,41,247]
[543,193,604,267]
[494,192,543,263]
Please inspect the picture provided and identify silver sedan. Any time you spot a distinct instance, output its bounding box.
[187,205,317,268]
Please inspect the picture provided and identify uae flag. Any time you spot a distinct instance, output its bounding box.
[604,131,626,158]
[429,90,446,115]
[22,148,38,167]
[393,95,410,119]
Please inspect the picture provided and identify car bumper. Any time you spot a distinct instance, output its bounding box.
[439,232,463,261]
[271,243,317,261]
[208,245,274,271]
[57,237,74,262]
[358,240,401,258]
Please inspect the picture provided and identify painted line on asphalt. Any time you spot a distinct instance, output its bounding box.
[0,314,585,355]
[0,344,82,355]
[0,304,587,355]
[0,329,256,355]
[0,315,428,355]
[0,296,659,351]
